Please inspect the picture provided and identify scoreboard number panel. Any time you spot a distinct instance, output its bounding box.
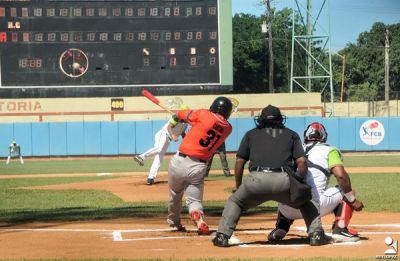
[0,0,232,97]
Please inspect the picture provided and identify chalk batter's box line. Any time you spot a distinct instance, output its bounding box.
[112,224,400,242]
[1,223,398,245]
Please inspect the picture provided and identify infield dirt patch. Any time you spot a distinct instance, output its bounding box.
[1,169,399,260]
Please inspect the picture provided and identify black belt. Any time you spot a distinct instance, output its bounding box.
[178,152,206,163]
[250,166,285,173]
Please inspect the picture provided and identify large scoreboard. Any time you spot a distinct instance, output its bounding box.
[0,0,232,97]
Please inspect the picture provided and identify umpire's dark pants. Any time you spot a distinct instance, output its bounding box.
[217,171,322,237]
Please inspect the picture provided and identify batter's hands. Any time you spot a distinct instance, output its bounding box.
[350,199,364,211]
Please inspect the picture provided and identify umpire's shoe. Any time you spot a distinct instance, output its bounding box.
[309,231,333,246]
[212,233,230,247]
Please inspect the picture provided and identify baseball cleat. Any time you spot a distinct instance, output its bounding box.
[268,211,293,242]
[170,223,186,232]
[146,178,155,185]
[212,233,230,247]
[309,231,333,246]
[331,225,360,242]
[267,228,287,242]
[191,210,211,235]
[134,156,144,166]
[197,222,210,235]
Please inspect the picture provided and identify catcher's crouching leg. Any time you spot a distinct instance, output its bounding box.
[331,201,360,242]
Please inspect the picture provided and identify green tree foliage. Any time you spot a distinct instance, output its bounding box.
[330,22,399,101]
[232,8,304,93]
[232,13,266,92]
[233,11,400,101]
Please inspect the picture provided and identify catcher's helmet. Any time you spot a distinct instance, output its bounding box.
[209,96,233,120]
[304,122,328,143]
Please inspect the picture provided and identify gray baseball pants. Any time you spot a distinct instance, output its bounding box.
[167,153,208,226]
[217,171,323,237]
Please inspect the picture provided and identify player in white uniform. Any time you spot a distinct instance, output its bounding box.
[134,105,189,185]
[6,140,24,165]
[268,122,364,243]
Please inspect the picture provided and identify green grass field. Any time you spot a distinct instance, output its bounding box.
[2,153,400,175]
[0,154,399,223]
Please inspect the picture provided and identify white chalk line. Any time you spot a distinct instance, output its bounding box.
[96,172,113,176]
[0,228,180,233]
[2,223,399,246]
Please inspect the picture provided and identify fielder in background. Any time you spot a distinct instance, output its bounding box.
[213,105,331,247]
[205,142,231,177]
[6,140,24,165]
[167,97,233,235]
[134,104,189,185]
[268,122,364,243]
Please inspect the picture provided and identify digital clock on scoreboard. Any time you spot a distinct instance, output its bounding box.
[0,0,232,98]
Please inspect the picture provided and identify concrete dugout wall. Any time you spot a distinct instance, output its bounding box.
[0,117,397,157]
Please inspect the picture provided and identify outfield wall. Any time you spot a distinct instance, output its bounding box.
[0,116,396,157]
[0,93,323,122]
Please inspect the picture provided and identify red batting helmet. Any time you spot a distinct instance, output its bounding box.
[304,122,328,143]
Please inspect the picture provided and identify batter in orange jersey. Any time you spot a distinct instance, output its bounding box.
[167,97,233,235]
[177,109,232,162]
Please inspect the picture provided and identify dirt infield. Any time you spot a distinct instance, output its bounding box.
[0,170,399,260]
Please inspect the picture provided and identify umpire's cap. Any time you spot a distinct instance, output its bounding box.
[260,105,283,121]
[255,105,285,128]
[210,96,233,120]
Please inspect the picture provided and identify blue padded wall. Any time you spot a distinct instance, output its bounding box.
[49,122,67,156]
[66,122,84,155]
[14,123,32,156]
[32,123,50,156]
[1,117,400,157]
[118,121,135,155]
[101,122,118,155]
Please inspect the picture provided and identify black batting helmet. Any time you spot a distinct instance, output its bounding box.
[209,96,233,120]
[304,122,328,143]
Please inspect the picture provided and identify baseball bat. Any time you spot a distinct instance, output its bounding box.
[141,89,175,115]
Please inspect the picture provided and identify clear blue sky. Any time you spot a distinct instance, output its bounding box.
[232,0,400,51]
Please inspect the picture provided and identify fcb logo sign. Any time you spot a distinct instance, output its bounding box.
[359,120,385,146]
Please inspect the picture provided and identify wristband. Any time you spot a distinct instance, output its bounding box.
[344,191,356,203]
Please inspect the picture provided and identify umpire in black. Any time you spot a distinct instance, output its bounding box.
[212,105,331,247]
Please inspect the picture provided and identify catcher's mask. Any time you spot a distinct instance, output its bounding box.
[254,105,286,128]
[304,122,328,143]
[209,96,233,120]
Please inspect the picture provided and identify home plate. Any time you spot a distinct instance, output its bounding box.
[229,235,241,245]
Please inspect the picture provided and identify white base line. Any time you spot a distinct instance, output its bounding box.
[0,228,180,233]
[118,236,213,242]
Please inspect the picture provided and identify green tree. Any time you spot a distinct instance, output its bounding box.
[232,9,295,93]
[334,22,400,101]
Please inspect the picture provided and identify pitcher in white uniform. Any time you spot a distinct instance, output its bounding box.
[134,105,189,185]
[268,122,364,243]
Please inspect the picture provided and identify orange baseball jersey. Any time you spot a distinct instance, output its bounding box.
[177,109,232,161]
